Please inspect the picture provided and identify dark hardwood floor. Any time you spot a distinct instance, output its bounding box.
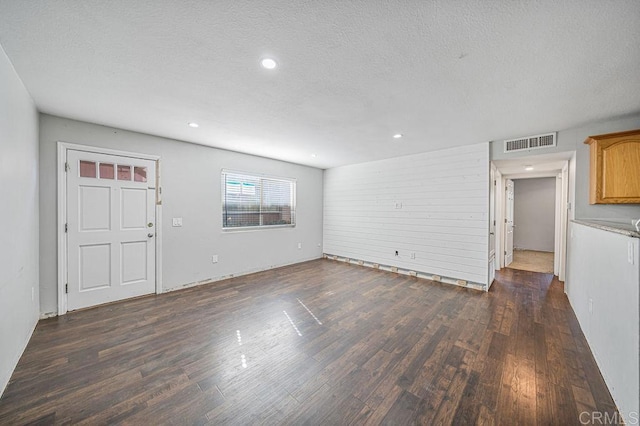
[0,259,619,425]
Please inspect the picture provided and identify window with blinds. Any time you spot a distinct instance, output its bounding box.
[221,170,296,229]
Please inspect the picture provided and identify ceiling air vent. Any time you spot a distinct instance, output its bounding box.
[504,132,557,153]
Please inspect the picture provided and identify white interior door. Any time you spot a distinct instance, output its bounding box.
[505,179,515,267]
[66,149,156,310]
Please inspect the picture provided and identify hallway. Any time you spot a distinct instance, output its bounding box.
[508,249,554,274]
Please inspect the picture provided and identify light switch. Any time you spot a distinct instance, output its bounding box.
[172,217,183,227]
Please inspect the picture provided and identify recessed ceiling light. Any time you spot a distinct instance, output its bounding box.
[188,122,199,128]
[525,165,534,171]
[393,134,403,139]
[260,58,277,70]
[311,153,317,158]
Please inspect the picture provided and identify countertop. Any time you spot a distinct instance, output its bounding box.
[572,219,640,238]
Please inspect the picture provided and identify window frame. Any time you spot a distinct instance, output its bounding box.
[221,169,297,231]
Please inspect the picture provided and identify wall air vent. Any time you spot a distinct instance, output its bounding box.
[504,132,557,153]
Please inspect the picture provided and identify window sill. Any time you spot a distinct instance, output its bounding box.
[222,224,296,232]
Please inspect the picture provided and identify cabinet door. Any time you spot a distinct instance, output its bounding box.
[601,139,640,202]
[586,130,640,204]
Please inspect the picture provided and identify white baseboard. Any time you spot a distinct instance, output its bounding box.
[163,256,323,294]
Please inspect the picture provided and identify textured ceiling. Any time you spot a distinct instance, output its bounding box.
[1,1,639,168]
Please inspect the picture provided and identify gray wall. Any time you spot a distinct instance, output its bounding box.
[491,114,640,220]
[39,114,324,316]
[0,46,39,396]
[514,178,555,252]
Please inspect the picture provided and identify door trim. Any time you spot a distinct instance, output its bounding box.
[504,179,515,267]
[494,168,504,270]
[57,142,162,315]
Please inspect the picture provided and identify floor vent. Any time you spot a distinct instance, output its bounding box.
[504,132,556,153]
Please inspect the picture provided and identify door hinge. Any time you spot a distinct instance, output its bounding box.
[493,220,496,226]
[505,218,507,223]
[494,180,496,186]
[504,251,507,255]
[65,284,68,294]
[65,223,68,233]
[65,162,70,172]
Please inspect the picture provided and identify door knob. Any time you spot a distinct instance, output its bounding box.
[148,233,154,238]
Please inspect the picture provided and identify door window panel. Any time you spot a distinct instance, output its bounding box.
[79,161,96,178]
[118,165,132,180]
[134,166,147,182]
[99,163,115,179]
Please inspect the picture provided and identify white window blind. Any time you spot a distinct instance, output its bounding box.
[221,170,296,229]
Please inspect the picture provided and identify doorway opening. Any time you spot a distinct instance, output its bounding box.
[492,151,574,281]
[509,177,556,274]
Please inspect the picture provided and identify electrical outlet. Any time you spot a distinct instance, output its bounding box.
[297,242,302,249]
[395,250,399,256]
[212,255,218,263]
[395,202,402,209]
[410,252,416,259]
[172,217,183,227]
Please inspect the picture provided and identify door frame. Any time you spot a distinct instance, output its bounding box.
[488,163,497,288]
[556,163,569,281]
[494,168,504,270]
[57,142,162,315]
[504,179,515,267]
[495,162,569,280]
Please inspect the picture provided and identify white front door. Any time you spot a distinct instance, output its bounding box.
[66,149,156,310]
[505,179,515,267]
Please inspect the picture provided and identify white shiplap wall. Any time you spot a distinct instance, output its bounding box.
[323,142,489,286]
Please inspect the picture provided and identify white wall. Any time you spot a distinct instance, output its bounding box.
[0,46,39,396]
[567,222,639,423]
[39,115,324,316]
[491,114,640,221]
[513,177,555,252]
[324,142,489,286]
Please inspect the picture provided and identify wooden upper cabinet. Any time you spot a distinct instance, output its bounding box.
[584,129,640,204]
